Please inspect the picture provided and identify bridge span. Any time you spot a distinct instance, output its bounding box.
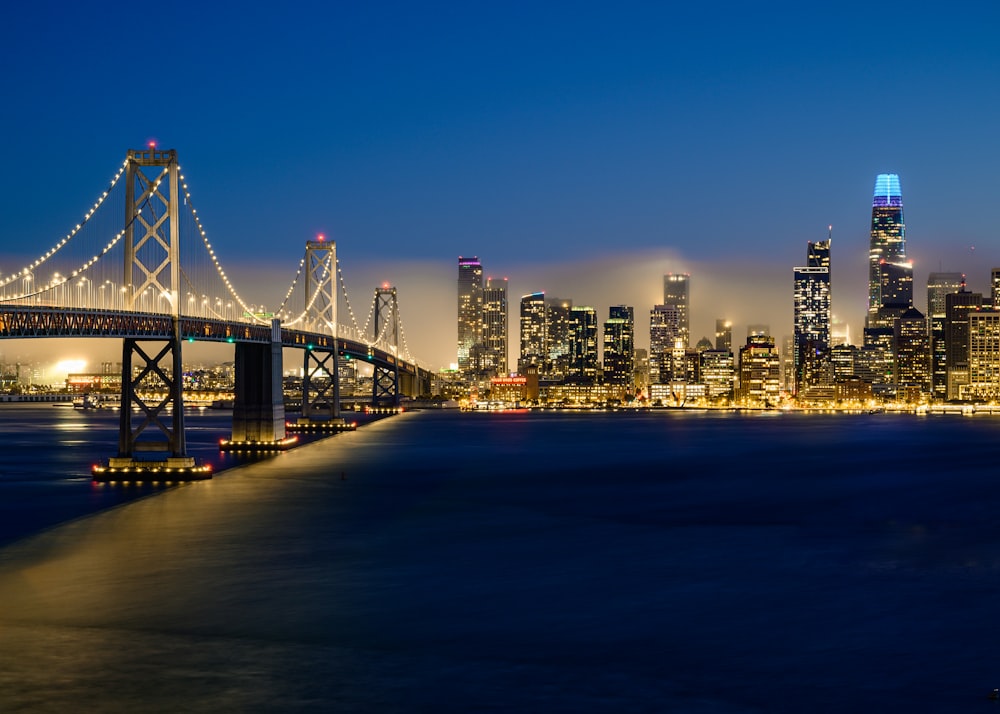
[0,147,433,479]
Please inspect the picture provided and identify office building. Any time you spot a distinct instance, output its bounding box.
[603,305,635,390]
[793,238,832,395]
[650,304,682,384]
[481,277,508,377]
[715,319,732,352]
[546,298,574,380]
[737,334,780,406]
[927,272,965,400]
[518,292,546,375]
[866,174,911,328]
[457,257,483,375]
[967,310,1000,400]
[567,306,598,383]
[945,290,983,400]
[663,273,690,348]
[894,307,930,400]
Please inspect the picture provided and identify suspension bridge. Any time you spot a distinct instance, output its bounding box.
[0,146,432,480]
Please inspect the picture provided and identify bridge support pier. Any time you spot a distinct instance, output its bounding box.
[287,344,356,435]
[93,318,211,481]
[222,319,297,452]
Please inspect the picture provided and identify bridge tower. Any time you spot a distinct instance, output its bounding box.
[371,286,400,408]
[94,148,209,480]
[299,237,342,424]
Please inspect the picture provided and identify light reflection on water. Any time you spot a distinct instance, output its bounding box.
[2,410,1000,711]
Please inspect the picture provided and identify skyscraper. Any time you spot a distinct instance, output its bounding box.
[650,304,681,384]
[968,309,1000,401]
[714,319,732,352]
[927,272,965,400]
[518,292,546,375]
[457,257,483,374]
[603,305,635,390]
[894,307,930,400]
[482,277,508,377]
[793,237,832,394]
[663,273,690,348]
[866,174,911,329]
[945,290,983,400]
[546,298,573,380]
[992,268,1000,309]
[567,306,598,383]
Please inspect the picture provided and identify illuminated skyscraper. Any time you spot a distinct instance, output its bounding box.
[603,305,635,389]
[737,334,780,406]
[927,272,965,400]
[663,273,690,348]
[945,290,983,399]
[894,307,930,400]
[650,304,681,384]
[518,292,546,375]
[793,237,832,394]
[714,319,732,352]
[457,257,483,374]
[546,298,573,380]
[567,306,598,383]
[967,309,1000,400]
[992,268,1000,309]
[866,174,911,328]
[482,277,508,377]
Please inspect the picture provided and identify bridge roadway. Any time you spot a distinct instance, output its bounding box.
[0,305,427,383]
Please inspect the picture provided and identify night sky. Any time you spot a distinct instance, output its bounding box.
[1,1,998,369]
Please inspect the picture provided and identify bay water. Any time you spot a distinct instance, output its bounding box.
[2,407,1000,711]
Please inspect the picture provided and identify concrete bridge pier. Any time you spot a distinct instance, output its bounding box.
[223,319,296,451]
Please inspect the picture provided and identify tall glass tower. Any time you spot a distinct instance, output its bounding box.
[457,257,483,374]
[793,237,832,394]
[482,277,508,377]
[866,174,911,328]
[663,273,690,348]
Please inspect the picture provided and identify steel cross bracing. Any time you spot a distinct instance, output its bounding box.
[124,148,181,315]
[301,239,341,419]
[371,286,400,406]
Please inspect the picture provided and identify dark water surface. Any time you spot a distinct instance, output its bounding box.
[2,408,1000,712]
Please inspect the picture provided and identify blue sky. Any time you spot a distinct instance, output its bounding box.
[1,1,999,369]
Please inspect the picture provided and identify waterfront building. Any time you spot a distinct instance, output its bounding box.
[993,269,1000,310]
[793,238,832,395]
[663,273,690,348]
[518,292,546,375]
[965,310,1000,401]
[927,272,965,401]
[489,375,528,405]
[700,349,735,401]
[457,257,484,375]
[893,307,931,401]
[830,344,858,382]
[567,306,598,383]
[945,290,983,400]
[481,277,508,378]
[546,298,574,380]
[650,304,682,384]
[603,305,635,390]
[715,319,732,352]
[737,334,780,407]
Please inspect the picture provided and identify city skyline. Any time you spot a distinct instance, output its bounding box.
[1,3,999,370]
